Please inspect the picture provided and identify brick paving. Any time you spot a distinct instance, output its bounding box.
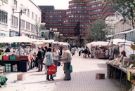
[0,53,121,91]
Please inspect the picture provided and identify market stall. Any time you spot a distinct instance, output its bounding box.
[107,43,135,91]
[0,36,36,72]
[86,41,110,59]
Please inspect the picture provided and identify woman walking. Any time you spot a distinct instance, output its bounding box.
[44,48,54,81]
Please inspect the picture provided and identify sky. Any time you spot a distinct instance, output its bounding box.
[31,0,71,9]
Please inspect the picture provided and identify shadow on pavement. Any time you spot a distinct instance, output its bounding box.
[22,79,64,85]
[52,70,121,91]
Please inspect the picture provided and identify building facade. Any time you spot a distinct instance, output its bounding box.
[0,0,41,38]
[39,6,66,34]
[39,0,114,44]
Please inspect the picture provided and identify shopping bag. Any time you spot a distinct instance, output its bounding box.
[69,65,73,73]
[0,55,2,61]
[47,64,57,75]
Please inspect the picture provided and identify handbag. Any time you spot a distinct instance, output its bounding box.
[47,64,57,75]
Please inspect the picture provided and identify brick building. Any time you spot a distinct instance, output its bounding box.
[39,6,66,32]
[39,0,114,44]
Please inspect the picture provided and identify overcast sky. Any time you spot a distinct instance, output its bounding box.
[32,0,71,9]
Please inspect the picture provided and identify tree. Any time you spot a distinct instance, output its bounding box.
[90,19,107,41]
[109,0,135,28]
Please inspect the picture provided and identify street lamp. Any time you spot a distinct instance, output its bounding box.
[12,8,27,55]
[12,8,27,36]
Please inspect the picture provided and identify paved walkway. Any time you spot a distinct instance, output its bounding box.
[0,54,121,91]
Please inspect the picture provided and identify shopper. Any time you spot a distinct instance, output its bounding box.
[37,48,43,72]
[53,48,60,66]
[61,46,72,81]
[5,47,10,52]
[44,48,54,81]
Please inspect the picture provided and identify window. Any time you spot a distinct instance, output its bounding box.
[11,15,18,28]
[31,24,36,32]
[35,14,37,21]
[32,12,34,19]
[26,22,30,30]
[20,20,25,30]
[0,10,7,24]
[27,9,30,17]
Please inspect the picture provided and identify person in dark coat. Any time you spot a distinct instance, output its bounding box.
[37,48,43,72]
[5,47,10,52]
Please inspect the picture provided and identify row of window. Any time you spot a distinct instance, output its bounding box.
[71,6,87,9]
[11,15,37,32]
[47,15,63,18]
[90,9,102,12]
[90,0,102,3]
[13,0,40,23]
[91,4,102,8]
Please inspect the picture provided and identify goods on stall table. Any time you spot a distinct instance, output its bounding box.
[13,64,17,72]
[5,64,11,72]
[19,56,28,61]
[0,66,4,75]
[0,55,2,61]
[2,55,9,61]
[9,55,16,61]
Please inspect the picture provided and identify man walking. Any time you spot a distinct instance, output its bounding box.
[61,46,72,81]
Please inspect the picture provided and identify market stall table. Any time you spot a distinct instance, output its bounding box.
[107,62,132,91]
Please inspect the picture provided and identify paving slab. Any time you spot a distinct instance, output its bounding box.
[0,54,121,91]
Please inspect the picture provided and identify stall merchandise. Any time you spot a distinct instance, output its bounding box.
[86,41,109,59]
[0,76,7,86]
[107,59,135,91]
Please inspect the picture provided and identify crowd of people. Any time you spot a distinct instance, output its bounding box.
[34,45,72,81]
[0,43,73,81]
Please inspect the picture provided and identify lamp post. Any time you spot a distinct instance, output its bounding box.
[13,8,27,55]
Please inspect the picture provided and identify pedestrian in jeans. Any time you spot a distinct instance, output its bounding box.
[44,48,54,81]
[61,46,72,81]
[37,48,43,72]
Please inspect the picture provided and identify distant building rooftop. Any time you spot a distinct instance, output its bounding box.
[39,6,55,12]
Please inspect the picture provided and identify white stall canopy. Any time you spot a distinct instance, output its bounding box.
[0,36,34,43]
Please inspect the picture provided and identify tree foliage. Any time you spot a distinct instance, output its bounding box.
[90,19,107,41]
[110,0,135,28]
